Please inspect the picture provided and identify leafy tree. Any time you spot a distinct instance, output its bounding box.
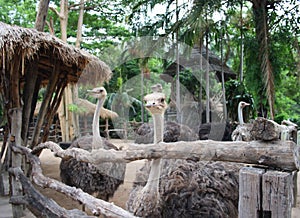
[126,0,300,124]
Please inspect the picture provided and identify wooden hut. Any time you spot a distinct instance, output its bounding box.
[0,21,112,149]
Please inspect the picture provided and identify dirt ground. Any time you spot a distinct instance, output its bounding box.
[36,139,145,213]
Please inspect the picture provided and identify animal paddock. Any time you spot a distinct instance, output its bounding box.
[1,133,299,218]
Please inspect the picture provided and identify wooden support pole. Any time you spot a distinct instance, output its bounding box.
[10,108,24,218]
[30,63,60,148]
[239,167,265,218]
[21,62,38,145]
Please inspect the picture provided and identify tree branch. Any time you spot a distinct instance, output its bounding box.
[49,6,63,19]
[11,145,136,218]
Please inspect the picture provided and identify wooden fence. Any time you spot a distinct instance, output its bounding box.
[1,131,300,217]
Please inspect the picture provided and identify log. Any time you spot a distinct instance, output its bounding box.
[11,144,136,218]
[251,117,297,142]
[33,139,300,171]
[8,167,93,218]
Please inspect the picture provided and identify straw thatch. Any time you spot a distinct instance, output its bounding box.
[34,98,118,120]
[77,98,119,119]
[0,22,112,85]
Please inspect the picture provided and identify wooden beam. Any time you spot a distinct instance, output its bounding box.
[21,62,38,144]
[33,140,299,171]
[30,63,60,148]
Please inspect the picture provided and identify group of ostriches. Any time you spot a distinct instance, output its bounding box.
[59,85,297,218]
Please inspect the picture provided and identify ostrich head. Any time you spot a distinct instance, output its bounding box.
[144,91,168,144]
[144,92,168,115]
[238,101,250,125]
[87,86,107,100]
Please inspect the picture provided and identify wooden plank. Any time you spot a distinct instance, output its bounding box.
[239,167,265,218]
[262,170,294,218]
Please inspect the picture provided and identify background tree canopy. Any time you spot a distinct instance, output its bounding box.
[0,0,299,125]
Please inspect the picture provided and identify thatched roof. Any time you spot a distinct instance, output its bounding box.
[34,98,119,120]
[76,98,119,119]
[0,22,112,85]
[161,46,236,83]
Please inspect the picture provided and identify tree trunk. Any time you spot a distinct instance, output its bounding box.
[252,0,275,119]
[35,0,50,31]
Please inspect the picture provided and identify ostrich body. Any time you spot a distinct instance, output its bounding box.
[135,120,198,144]
[127,87,241,217]
[60,87,126,201]
[231,101,254,141]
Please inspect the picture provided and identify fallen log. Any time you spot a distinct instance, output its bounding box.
[35,140,300,171]
[8,167,93,218]
[12,145,137,218]
[251,117,298,142]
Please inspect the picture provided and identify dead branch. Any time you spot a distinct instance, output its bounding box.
[8,167,93,218]
[34,140,299,171]
[11,145,137,218]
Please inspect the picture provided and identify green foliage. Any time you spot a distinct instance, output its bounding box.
[275,71,300,126]
[0,0,36,27]
[225,79,254,123]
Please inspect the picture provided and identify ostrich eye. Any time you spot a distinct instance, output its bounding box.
[99,89,103,93]
[160,98,165,103]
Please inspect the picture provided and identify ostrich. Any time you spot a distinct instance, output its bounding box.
[127,90,167,217]
[60,87,126,201]
[231,101,298,142]
[231,101,253,141]
[127,86,242,218]
[135,83,198,144]
[134,120,198,144]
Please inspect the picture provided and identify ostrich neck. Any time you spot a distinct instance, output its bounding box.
[144,113,164,192]
[92,98,104,149]
[238,106,244,125]
[153,113,164,144]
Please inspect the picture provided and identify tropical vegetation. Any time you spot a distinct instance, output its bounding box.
[0,0,299,127]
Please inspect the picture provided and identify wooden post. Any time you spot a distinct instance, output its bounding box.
[239,167,295,218]
[297,130,300,146]
[239,167,265,218]
[10,108,24,218]
[262,170,294,218]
